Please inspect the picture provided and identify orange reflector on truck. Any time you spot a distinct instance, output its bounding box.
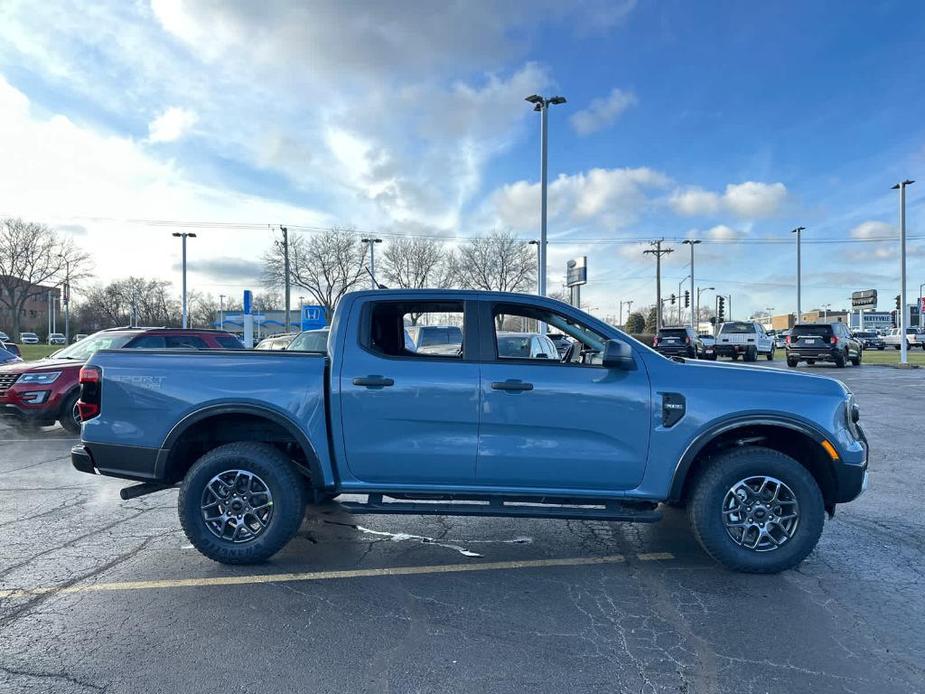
[820,439,839,461]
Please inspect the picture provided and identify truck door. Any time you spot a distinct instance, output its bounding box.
[476,301,651,492]
[337,299,480,485]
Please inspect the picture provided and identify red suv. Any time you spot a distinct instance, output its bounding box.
[0,327,244,433]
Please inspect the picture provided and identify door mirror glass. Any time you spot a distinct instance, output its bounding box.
[601,340,633,370]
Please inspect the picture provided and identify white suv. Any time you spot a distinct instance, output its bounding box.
[19,332,39,344]
[714,321,775,361]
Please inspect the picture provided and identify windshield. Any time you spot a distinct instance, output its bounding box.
[792,325,833,337]
[658,329,688,338]
[51,332,135,360]
[287,330,329,352]
[418,326,463,347]
[719,322,754,334]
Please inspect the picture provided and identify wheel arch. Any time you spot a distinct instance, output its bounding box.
[670,417,839,510]
[158,404,325,488]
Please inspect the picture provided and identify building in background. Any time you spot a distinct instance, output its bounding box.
[849,311,894,331]
[0,276,61,338]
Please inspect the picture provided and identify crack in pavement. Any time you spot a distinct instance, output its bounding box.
[0,663,105,693]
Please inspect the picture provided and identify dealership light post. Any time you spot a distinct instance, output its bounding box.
[57,254,71,341]
[791,226,805,322]
[361,238,382,289]
[172,232,196,329]
[682,239,700,329]
[919,282,925,330]
[219,294,226,329]
[525,94,567,297]
[892,179,914,365]
[821,303,831,321]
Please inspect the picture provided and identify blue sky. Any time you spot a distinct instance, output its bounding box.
[0,0,922,319]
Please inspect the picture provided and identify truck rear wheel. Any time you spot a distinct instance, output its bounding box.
[178,442,306,564]
[688,446,824,573]
[743,346,757,362]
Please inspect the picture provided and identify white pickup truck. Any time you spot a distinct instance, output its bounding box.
[883,327,925,350]
[714,321,776,361]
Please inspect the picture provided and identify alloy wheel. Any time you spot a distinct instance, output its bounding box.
[721,476,799,551]
[201,469,274,543]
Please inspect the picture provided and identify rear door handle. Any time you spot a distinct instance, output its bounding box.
[353,376,394,388]
[491,380,534,392]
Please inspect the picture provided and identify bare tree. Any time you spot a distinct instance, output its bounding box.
[263,227,366,317]
[454,229,535,293]
[73,277,179,332]
[0,218,90,337]
[379,237,456,290]
[188,291,220,329]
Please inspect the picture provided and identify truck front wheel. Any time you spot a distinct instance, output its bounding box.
[688,446,824,573]
[178,442,307,564]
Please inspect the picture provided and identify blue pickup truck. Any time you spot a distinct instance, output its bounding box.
[72,290,868,573]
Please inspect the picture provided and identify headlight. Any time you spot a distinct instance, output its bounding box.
[18,371,61,384]
[845,393,861,437]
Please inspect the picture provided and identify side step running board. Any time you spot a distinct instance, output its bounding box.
[338,494,661,523]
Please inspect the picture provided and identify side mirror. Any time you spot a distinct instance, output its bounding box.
[602,339,634,370]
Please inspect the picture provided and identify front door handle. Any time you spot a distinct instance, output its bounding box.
[491,380,534,392]
[353,376,395,388]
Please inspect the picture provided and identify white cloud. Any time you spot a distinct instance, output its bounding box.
[705,224,745,241]
[850,220,893,239]
[722,181,787,217]
[147,106,198,143]
[669,187,721,216]
[670,181,787,218]
[491,167,670,231]
[570,88,637,136]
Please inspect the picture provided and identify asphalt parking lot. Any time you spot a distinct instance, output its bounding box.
[1,362,923,694]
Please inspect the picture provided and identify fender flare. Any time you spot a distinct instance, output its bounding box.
[158,403,326,486]
[667,415,832,501]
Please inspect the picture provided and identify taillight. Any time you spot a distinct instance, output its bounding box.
[830,336,838,345]
[785,335,791,344]
[653,337,659,346]
[77,365,101,421]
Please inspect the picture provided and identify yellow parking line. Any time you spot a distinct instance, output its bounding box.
[0,553,682,598]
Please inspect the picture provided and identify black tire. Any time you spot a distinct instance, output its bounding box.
[707,353,717,361]
[806,359,816,365]
[731,354,739,361]
[850,350,861,366]
[743,346,757,362]
[878,345,885,351]
[833,350,846,368]
[59,390,82,434]
[786,357,799,368]
[766,346,775,361]
[178,442,307,564]
[688,446,825,573]
[894,345,900,350]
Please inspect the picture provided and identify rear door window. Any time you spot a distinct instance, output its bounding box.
[216,335,244,349]
[127,335,166,349]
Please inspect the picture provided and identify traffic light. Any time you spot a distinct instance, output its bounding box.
[896,295,901,311]
[717,296,726,322]
[684,290,690,308]
[670,293,676,305]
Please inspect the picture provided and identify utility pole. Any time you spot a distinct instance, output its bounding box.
[525,94,567,297]
[219,294,225,329]
[280,226,291,332]
[893,179,914,365]
[682,239,700,329]
[643,240,673,331]
[791,226,805,322]
[171,232,196,329]
[361,238,383,289]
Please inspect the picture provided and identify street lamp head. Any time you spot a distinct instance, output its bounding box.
[791,226,805,234]
[189,233,197,238]
[525,94,543,104]
[682,239,701,246]
[528,240,539,245]
[548,96,567,106]
[172,232,182,238]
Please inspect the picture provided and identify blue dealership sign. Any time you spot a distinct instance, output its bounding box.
[301,305,327,331]
[243,289,253,315]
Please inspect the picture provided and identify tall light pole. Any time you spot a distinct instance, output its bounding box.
[791,226,805,322]
[892,179,914,365]
[765,307,775,330]
[279,226,291,332]
[361,238,383,289]
[219,294,226,329]
[525,94,567,297]
[298,295,305,331]
[172,232,196,329]
[821,303,831,321]
[619,300,634,328]
[682,239,700,329]
[528,240,541,294]
[57,255,71,341]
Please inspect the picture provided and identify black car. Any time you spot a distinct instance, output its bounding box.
[653,326,709,359]
[547,333,573,357]
[852,331,885,350]
[786,322,862,368]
